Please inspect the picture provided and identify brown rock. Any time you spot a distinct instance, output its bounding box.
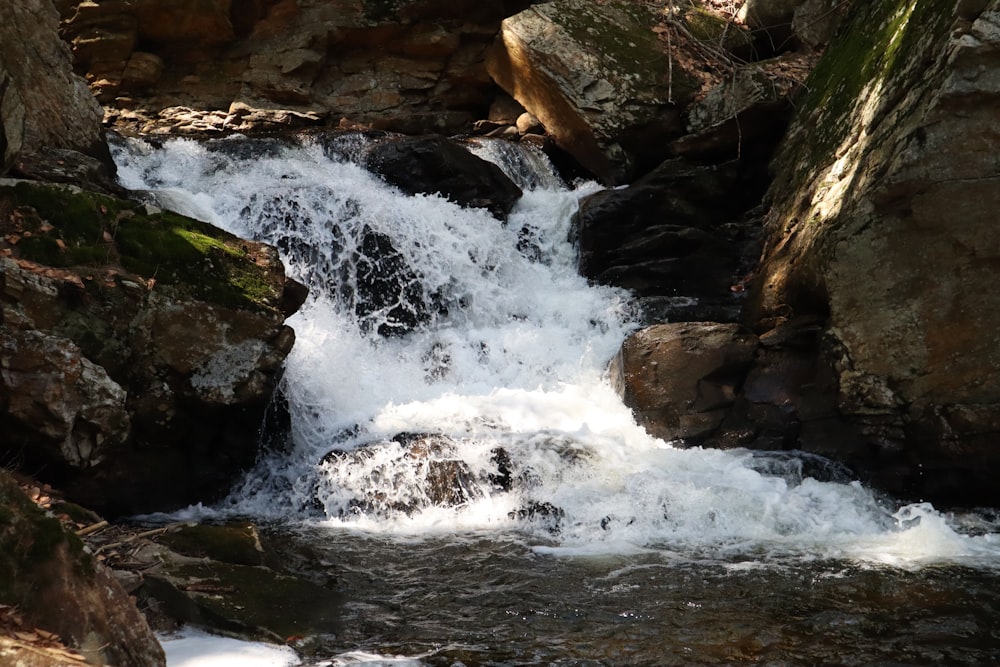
[0,470,166,667]
[745,0,1000,505]
[610,322,759,442]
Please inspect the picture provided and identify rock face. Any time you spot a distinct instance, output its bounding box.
[0,181,305,515]
[57,0,532,136]
[742,0,1000,505]
[0,470,166,667]
[0,0,112,177]
[573,157,763,322]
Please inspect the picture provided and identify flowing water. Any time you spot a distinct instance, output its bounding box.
[112,133,1000,665]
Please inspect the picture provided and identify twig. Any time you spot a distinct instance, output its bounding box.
[75,520,108,538]
[92,523,183,555]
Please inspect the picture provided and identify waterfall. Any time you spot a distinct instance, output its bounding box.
[112,132,999,567]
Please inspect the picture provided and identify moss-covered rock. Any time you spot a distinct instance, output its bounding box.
[0,181,306,515]
[0,470,165,666]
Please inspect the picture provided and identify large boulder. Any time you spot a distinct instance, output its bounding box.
[610,322,760,443]
[0,0,111,177]
[487,0,695,184]
[0,470,165,667]
[745,0,1000,505]
[364,134,523,220]
[0,181,305,515]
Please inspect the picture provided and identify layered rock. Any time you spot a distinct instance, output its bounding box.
[58,0,532,136]
[740,0,1000,505]
[0,181,305,515]
[0,0,112,177]
[573,157,764,322]
[0,470,165,667]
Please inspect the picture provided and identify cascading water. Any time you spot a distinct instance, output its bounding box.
[112,133,1000,665]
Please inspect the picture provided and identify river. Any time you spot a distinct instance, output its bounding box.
[112,133,1000,665]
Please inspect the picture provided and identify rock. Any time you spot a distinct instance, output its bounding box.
[791,0,852,49]
[364,134,523,220]
[0,470,166,667]
[738,0,807,51]
[0,181,305,515]
[0,0,112,177]
[58,0,517,136]
[487,0,695,184]
[745,0,1000,505]
[610,322,760,443]
[79,521,342,644]
[573,157,762,321]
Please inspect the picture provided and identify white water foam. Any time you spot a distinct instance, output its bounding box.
[112,133,1000,569]
[160,629,298,667]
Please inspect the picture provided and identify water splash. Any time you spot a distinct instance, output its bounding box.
[113,133,1000,568]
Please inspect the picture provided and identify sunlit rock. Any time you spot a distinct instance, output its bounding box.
[746,0,1000,505]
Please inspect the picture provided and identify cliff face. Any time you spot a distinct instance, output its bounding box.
[743,0,1000,503]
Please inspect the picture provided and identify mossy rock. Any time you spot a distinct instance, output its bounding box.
[0,181,285,312]
[156,523,264,566]
[140,550,342,643]
[0,470,93,604]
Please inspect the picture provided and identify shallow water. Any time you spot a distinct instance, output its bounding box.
[113,133,1000,666]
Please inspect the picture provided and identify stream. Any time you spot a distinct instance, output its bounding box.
[112,133,1000,665]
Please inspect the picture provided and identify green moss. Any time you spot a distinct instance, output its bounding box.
[796,0,956,166]
[0,182,282,312]
[552,0,689,100]
[684,6,753,53]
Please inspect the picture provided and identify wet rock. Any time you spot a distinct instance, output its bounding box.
[0,181,304,515]
[0,470,166,667]
[115,523,341,644]
[573,158,762,319]
[364,134,523,221]
[610,322,760,443]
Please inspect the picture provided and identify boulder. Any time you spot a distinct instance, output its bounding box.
[487,0,695,184]
[610,322,759,443]
[573,157,763,321]
[745,0,1000,505]
[0,0,111,176]
[0,470,165,667]
[0,181,305,515]
[364,134,523,220]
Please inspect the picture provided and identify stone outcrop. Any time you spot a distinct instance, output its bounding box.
[0,0,112,178]
[0,181,305,515]
[486,0,812,183]
[57,0,533,136]
[0,470,166,667]
[739,0,1000,506]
